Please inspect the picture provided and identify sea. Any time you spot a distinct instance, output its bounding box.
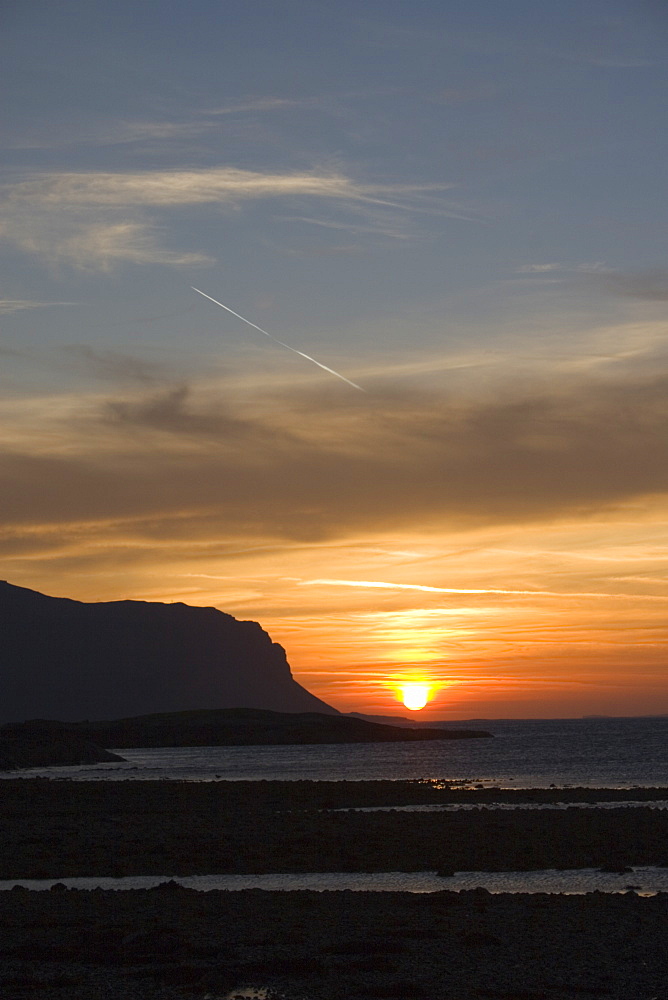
[3,715,666,787]
[3,716,666,894]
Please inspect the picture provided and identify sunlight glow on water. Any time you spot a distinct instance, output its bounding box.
[332,800,668,812]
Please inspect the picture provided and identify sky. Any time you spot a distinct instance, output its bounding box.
[2,0,668,719]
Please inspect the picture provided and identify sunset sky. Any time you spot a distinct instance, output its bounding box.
[2,0,668,719]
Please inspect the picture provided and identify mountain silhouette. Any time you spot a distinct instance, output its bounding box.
[0,581,337,722]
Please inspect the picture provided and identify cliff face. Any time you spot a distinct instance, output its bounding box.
[0,581,338,722]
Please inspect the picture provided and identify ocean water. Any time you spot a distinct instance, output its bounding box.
[2,718,666,897]
[341,800,668,812]
[2,867,667,895]
[2,716,666,787]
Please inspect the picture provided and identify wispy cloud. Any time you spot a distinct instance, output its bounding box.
[300,578,668,601]
[7,91,398,150]
[0,299,75,314]
[0,215,209,271]
[2,168,451,207]
[516,263,568,274]
[595,270,668,302]
[274,183,479,244]
[202,90,402,116]
[0,167,458,269]
[6,120,220,150]
[517,263,668,303]
[202,97,315,115]
[277,215,417,240]
[516,261,607,275]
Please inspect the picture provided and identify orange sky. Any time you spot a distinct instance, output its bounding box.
[195,514,668,719]
[3,333,668,718]
[2,349,668,719]
[3,485,667,719]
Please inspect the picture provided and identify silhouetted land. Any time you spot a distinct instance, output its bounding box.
[59,707,492,747]
[0,712,490,767]
[0,581,337,721]
[1,779,668,998]
[0,722,123,770]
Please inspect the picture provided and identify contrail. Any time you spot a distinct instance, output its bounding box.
[191,286,364,390]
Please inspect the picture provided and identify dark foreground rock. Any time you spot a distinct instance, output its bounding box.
[1,780,668,998]
[0,780,667,878]
[0,722,124,770]
[0,886,666,999]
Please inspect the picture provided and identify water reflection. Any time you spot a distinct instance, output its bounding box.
[0,716,665,787]
[332,800,668,812]
[2,867,667,895]
[221,990,269,1000]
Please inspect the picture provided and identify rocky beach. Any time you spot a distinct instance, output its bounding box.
[1,778,667,998]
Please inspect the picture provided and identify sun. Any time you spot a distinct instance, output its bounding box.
[401,682,430,711]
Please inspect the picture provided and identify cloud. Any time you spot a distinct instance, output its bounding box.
[277,215,417,240]
[0,299,75,314]
[59,345,165,384]
[6,120,220,150]
[105,383,294,443]
[0,214,210,271]
[50,220,210,270]
[3,370,668,548]
[516,262,607,275]
[202,97,314,115]
[515,264,668,303]
[0,343,170,387]
[595,270,668,302]
[516,263,567,274]
[0,166,458,269]
[202,90,403,117]
[2,167,449,208]
[7,91,398,150]
[299,578,667,602]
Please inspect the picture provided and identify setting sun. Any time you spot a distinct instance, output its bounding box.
[401,683,430,711]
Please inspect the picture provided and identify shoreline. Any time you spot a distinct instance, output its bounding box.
[1,779,667,878]
[1,778,667,998]
[3,865,668,896]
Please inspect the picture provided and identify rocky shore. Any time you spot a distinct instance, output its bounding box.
[1,884,667,999]
[1,779,666,878]
[1,779,667,998]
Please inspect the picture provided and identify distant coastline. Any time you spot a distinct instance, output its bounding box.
[0,709,491,768]
[348,711,668,725]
